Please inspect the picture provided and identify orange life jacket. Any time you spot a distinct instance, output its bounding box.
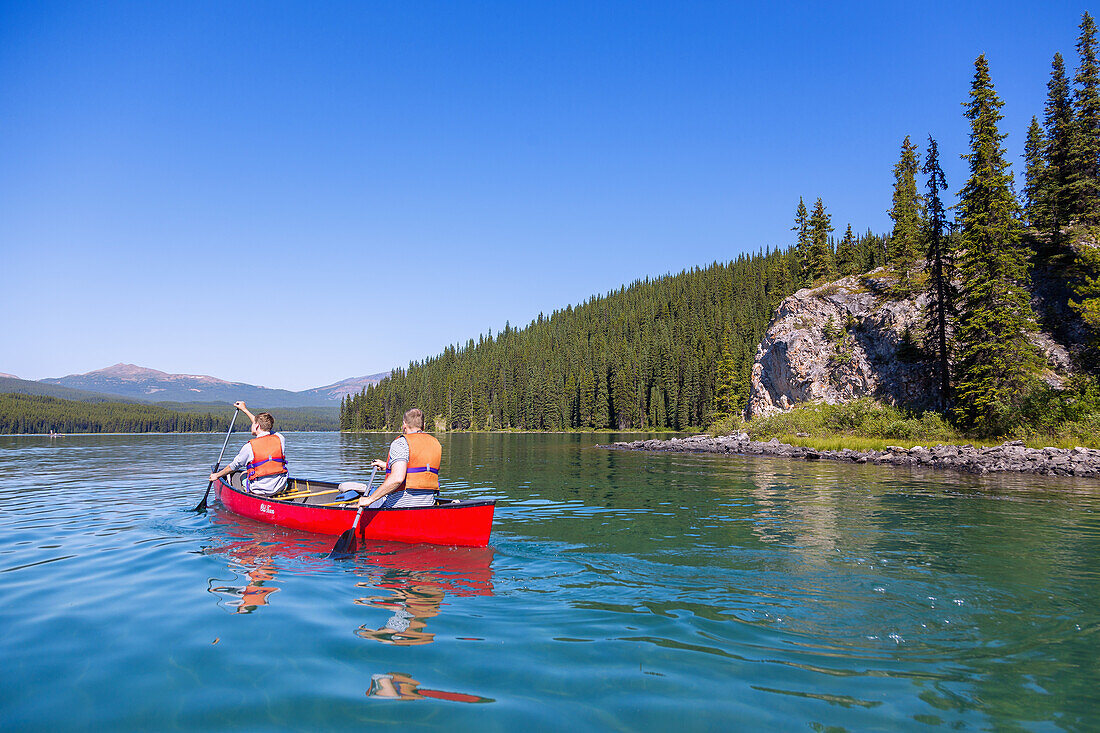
[247,433,287,481]
[387,431,441,491]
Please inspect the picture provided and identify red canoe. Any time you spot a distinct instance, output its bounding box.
[214,475,495,548]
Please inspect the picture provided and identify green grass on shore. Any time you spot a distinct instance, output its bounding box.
[709,398,1100,451]
[777,434,1096,451]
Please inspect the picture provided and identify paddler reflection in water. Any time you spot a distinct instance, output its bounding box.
[232,561,278,614]
[355,580,445,646]
[357,408,440,509]
[208,401,288,497]
[207,548,280,615]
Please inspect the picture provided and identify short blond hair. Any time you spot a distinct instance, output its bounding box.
[256,412,275,431]
[403,408,424,430]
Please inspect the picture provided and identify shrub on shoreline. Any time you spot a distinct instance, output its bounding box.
[710,391,1100,449]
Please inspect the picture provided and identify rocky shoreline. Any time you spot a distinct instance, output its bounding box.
[600,433,1100,479]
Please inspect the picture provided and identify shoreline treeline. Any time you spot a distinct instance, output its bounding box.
[0,393,338,434]
[343,249,809,431]
[0,393,232,434]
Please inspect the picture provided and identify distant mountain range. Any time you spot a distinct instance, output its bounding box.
[15,363,391,408]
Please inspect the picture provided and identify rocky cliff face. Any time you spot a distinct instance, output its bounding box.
[747,271,1078,418]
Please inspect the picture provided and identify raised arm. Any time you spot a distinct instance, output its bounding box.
[234,401,257,424]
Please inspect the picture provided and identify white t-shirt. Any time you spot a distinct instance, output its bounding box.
[226,432,288,496]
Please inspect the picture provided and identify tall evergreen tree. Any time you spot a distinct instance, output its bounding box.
[835,223,860,276]
[806,197,836,283]
[922,136,955,409]
[1070,12,1100,224]
[1044,52,1075,238]
[1071,244,1100,334]
[713,327,739,418]
[792,197,810,284]
[1023,116,1048,227]
[888,135,923,294]
[954,55,1043,434]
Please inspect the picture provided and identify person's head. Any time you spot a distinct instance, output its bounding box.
[252,412,275,435]
[402,408,424,433]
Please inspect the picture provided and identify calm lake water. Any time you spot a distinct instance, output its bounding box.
[1,432,1099,731]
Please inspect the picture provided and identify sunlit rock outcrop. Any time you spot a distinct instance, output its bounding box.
[747,270,1077,418]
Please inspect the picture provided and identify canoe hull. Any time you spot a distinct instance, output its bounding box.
[215,477,495,547]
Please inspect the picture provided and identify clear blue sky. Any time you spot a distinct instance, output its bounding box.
[0,1,1090,390]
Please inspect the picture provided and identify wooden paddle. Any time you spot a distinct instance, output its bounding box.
[193,408,240,513]
[329,466,379,557]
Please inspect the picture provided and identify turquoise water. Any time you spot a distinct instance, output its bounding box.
[1,432,1099,731]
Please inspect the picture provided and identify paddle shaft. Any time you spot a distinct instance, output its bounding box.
[348,465,381,533]
[329,465,379,557]
[194,408,240,512]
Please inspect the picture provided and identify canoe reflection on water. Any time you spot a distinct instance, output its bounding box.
[204,510,495,633]
[204,513,497,702]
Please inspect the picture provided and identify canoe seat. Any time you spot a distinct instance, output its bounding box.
[334,481,367,502]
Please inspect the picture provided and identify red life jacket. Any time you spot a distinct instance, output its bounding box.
[247,433,287,482]
[387,431,441,491]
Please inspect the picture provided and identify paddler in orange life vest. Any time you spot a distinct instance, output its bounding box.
[358,408,441,509]
[208,401,289,497]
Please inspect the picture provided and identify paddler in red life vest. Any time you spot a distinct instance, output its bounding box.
[357,408,441,509]
[208,401,289,497]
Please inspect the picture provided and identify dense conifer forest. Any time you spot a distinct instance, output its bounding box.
[341,225,886,432]
[343,246,836,431]
[344,13,1100,437]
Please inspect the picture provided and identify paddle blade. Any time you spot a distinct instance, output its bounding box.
[329,528,358,558]
[193,481,214,513]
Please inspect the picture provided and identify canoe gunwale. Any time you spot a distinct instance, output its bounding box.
[218,477,495,512]
[213,475,496,547]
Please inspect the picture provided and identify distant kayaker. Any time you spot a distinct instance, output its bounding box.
[357,408,441,509]
[208,401,288,496]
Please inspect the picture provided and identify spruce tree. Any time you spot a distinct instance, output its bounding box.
[806,197,836,283]
[792,197,810,285]
[1070,12,1100,224]
[713,327,739,417]
[922,136,955,409]
[835,223,860,276]
[888,135,923,294]
[1044,52,1075,239]
[1023,116,1048,227]
[954,55,1043,434]
[1070,245,1100,334]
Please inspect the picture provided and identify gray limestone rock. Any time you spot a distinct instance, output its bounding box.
[747,270,1080,419]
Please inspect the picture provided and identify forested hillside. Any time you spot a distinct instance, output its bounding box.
[343,249,811,431]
